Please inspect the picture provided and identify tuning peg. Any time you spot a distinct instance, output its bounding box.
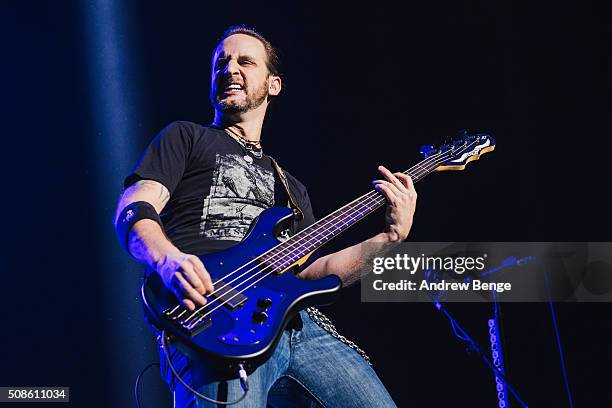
[457,129,476,144]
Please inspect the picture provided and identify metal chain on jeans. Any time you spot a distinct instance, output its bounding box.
[306,307,372,366]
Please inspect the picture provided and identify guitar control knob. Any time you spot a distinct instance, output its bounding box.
[256,298,273,310]
[252,311,268,325]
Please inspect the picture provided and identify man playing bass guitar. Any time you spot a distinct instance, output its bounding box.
[115,26,417,407]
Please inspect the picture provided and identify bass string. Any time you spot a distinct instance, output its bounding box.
[177,183,394,323]
[181,141,479,325]
[174,143,470,323]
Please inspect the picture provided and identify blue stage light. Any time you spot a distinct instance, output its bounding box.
[81,1,165,406]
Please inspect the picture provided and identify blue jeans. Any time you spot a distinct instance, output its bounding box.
[159,310,397,407]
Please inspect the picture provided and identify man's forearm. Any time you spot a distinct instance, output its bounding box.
[115,180,214,309]
[115,180,177,269]
[127,219,181,271]
[300,232,398,285]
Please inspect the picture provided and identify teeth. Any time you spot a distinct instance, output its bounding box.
[227,84,242,90]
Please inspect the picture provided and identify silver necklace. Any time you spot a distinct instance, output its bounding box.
[224,129,263,163]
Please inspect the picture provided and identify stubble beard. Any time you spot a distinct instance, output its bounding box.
[212,79,269,114]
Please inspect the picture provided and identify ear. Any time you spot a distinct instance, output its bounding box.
[268,75,282,96]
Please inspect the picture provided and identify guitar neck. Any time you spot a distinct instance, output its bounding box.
[261,156,441,271]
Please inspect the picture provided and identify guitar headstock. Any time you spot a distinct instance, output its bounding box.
[420,132,495,171]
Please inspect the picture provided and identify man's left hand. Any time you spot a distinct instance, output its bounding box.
[372,165,417,242]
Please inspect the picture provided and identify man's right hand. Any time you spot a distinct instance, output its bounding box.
[157,251,215,311]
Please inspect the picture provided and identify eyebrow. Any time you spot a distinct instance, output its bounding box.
[213,54,258,69]
[215,51,258,60]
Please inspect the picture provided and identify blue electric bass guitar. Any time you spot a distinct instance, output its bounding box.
[141,132,496,375]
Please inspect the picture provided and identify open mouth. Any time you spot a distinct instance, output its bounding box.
[222,83,244,94]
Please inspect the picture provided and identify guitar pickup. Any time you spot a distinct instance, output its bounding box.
[210,280,248,311]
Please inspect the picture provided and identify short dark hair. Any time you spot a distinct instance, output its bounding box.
[217,25,282,77]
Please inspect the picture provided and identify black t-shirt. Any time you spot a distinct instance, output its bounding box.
[124,121,315,256]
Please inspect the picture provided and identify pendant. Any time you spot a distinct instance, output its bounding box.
[243,155,253,164]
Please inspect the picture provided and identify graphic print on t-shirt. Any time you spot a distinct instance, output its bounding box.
[200,153,274,240]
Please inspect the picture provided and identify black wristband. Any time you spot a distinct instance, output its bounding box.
[116,201,163,254]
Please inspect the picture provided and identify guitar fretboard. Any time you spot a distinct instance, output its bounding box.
[259,157,442,272]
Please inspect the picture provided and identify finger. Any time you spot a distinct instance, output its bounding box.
[179,261,207,295]
[394,173,417,202]
[373,181,398,205]
[182,298,196,311]
[378,165,404,189]
[169,281,197,311]
[190,256,214,294]
[174,272,208,307]
[373,180,402,200]
[394,172,413,190]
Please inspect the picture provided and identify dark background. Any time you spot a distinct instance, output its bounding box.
[1,0,611,407]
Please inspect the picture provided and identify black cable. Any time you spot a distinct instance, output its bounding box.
[434,302,530,407]
[543,269,574,407]
[160,331,249,405]
[134,362,160,408]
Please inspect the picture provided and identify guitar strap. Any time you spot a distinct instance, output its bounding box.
[268,155,305,222]
[268,156,372,365]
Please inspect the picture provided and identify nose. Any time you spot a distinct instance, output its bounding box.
[225,58,240,76]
